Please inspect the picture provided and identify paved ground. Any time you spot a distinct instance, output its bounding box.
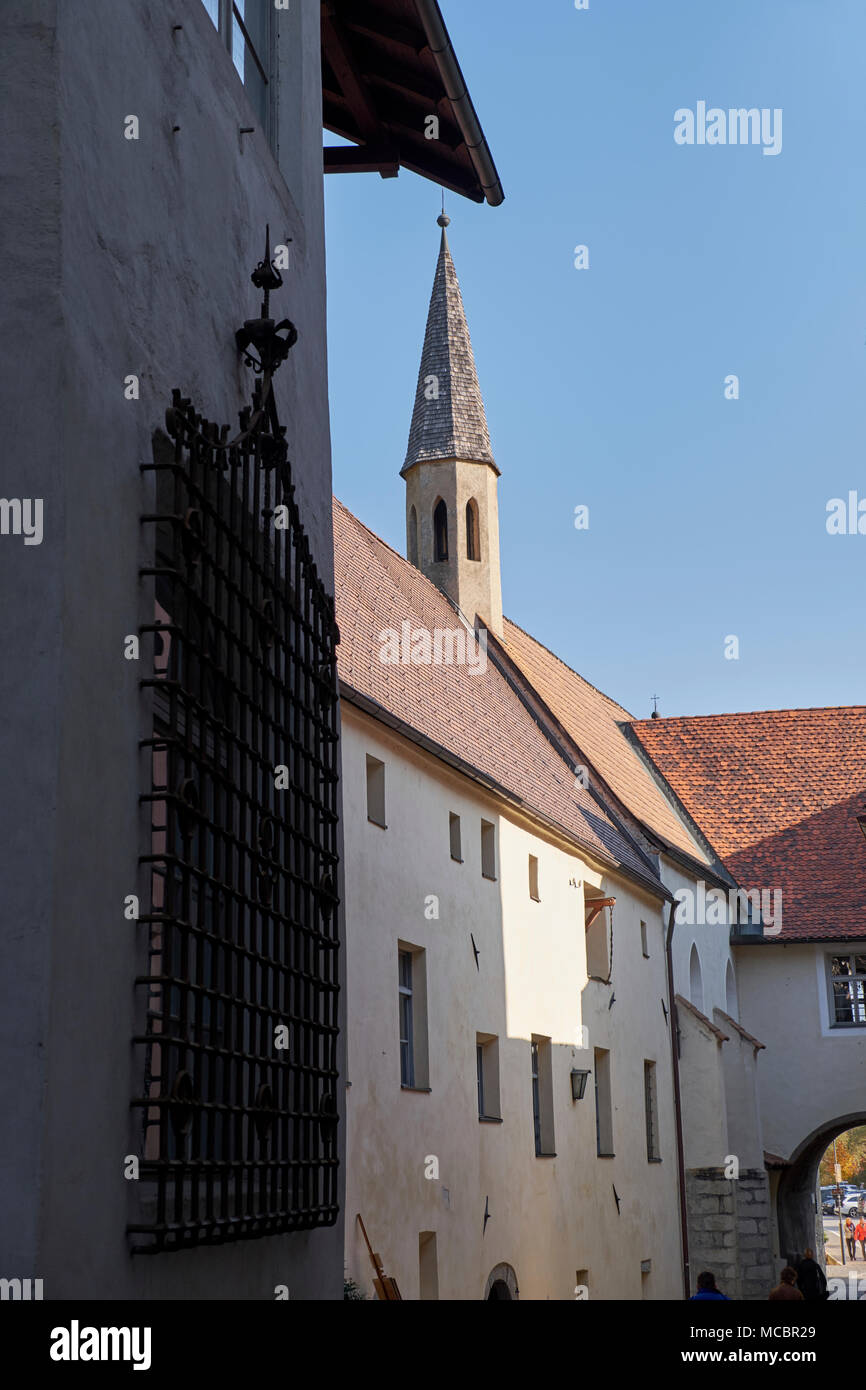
[823,1214,866,1267]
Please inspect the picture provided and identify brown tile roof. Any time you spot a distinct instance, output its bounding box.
[499,619,711,866]
[629,709,866,942]
[333,499,663,896]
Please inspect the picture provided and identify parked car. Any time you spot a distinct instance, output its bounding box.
[821,1185,864,1215]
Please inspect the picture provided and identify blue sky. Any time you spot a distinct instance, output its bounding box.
[324,0,866,719]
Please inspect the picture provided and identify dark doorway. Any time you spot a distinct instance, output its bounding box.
[487,1279,512,1300]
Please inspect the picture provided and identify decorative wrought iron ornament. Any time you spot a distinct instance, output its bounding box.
[131,232,340,1252]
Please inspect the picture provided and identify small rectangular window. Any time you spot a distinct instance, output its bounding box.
[481,820,496,880]
[366,754,386,827]
[476,1033,501,1120]
[398,944,429,1089]
[419,1232,439,1300]
[644,1060,660,1161]
[531,1036,555,1156]
[640,920,649,957]
[594,1047,613,1156]
[449,813,462,862]
[575,1269,589,1300]
[528,855,540,901]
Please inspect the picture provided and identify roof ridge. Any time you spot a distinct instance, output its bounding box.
[503,614,635,720]
[631,704,866,725]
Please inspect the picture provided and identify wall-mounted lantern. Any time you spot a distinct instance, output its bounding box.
[570,1069,591,1102]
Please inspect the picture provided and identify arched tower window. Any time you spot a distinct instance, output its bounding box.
[466,498,480,561]
[408,505,418,566]
[689,943,703,1013]
[433,499,448,562]
[725,960,738,1019]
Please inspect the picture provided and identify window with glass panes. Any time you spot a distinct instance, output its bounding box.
[531,1041,541,1154]
[829,954,866,1026]
[399,951,415,1086]
[200,0,272,137]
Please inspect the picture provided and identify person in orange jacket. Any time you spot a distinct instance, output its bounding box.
[855,1217,866,1260]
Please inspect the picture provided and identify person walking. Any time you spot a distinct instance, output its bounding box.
[690,1271,729,1300]
[855,1216,866,1261]
[845,1217,857,1259]
[769,1268,805,1302]
[796,1248,828,1301]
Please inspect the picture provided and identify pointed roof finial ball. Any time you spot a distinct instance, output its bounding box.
[437,212,451,228]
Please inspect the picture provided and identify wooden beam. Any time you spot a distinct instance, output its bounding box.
[324,145,399,178]
[342,1,426,54]
[320,1,391,148]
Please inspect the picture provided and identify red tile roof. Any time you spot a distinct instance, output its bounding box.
[499,619,711,865]
[629,709,866,942]
[333,499,663,896]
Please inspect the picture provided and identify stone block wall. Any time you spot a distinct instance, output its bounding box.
[686,1167,773,1300]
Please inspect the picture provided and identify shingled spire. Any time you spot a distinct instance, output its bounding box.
[402,214,503,638]
[402,214,497,475]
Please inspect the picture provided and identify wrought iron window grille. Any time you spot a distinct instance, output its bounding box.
[131,229,340,1252]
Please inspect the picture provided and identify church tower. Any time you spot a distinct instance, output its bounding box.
[401,214,503,638]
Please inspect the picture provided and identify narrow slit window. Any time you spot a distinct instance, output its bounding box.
[366,754,386,828]
[531,1036,555,1156]
[408,505,419,566]
[528,855,540,901]
[476,1033,500,1119]
[481,820,496,880]
[398,944,429,1089]
[594,1047,613,1156]
[433,499,448,562]
[399,950,415,1088]
[465,498,480,561]
[644,1060,660,1161]
[449,812,462,862]
[640,920,649,957]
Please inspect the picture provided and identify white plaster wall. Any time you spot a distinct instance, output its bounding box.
[342,705,683,1299]
[662,861,738,1021]
[676,1012,729,1171]
[736,941,866,1160]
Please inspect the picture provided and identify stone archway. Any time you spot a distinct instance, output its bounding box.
[777,1112,866,1266]
[484,1263,519,1300]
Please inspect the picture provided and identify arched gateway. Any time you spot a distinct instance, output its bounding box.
[484,1264,519,1300]
[777,1113,866,1265]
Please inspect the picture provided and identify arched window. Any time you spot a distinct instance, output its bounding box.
[725,960,738,1019]
[466,498,480,561]
[433,499,448,562]
[408,505,418,566]
[689,943,703,1013]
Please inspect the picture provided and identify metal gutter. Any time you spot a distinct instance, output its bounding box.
[413,0,505,207]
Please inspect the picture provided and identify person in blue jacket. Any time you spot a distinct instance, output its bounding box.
[690,1271,729,1300]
